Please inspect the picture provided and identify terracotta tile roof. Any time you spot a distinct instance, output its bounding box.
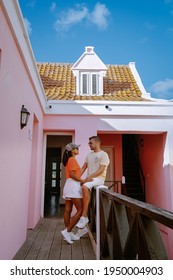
[37,63,149,101]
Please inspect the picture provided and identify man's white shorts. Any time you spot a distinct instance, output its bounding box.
[82,177,104,190]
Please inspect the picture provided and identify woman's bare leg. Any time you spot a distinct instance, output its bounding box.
[66,198,82,232]
[64,200,73,227]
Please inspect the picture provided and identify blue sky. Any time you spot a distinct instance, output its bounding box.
[18,0,173,100]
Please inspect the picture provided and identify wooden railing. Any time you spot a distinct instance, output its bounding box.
[105,180,123,192]
[89,187,173,260]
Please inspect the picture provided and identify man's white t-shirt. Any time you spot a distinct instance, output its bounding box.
[85,150,110,181]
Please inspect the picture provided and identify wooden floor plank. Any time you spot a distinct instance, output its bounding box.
[60,241,72,259]
[25,219,52,260]
[36,219,58,260]
[81,235,95,260]
[13,218,46,260]
[71,240,83,260]
[13,217,95,260]
[48,219,64,260]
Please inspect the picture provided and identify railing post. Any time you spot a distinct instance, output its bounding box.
[96,185,108,260]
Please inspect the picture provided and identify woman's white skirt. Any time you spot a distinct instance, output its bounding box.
[63,178,82,200]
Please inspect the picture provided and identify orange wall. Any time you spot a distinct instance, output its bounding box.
[99,134,122,181]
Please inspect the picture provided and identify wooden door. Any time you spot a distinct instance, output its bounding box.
[101,146,114,183]
[45,148,61,195]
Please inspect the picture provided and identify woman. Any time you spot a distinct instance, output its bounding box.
[61,143,89,244]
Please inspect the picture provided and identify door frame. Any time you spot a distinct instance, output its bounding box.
[41,132,74,217]
[45,148,61,194]
[101,146,114,183]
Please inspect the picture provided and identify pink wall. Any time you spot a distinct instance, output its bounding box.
[137,133,173,259]
[27,115,44,229]
[0,6,44,259]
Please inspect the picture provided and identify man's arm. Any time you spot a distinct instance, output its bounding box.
[69,170,91,184]
[81,162,87,175]
[87,165,106,179]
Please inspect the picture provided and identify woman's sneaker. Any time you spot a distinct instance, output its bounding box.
[61,229,73,244]
[70,232,80,241]
[76,216,89,228]
[75,227,89,238]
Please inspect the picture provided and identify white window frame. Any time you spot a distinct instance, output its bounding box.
[80,72,100,95]
[82,73,89,95]
[91,73,99,95]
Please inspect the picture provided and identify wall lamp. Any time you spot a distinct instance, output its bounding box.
[20,105,30,129]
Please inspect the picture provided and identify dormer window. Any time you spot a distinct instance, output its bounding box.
[72,46,107,96]
[81,72,99,95]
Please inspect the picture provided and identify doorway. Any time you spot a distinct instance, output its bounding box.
[43,134,72,217]
[44,147,61,217]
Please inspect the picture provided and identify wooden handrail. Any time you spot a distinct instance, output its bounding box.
[105,180,122,192]
[89,187,173,260]
[101,189,173,229]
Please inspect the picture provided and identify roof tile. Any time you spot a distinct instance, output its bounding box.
[37,63,150,101]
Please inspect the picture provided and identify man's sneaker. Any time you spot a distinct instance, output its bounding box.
[75,227,89,238]
[76,216,89,228]
[70,232,80,241]
[61,229,73,244]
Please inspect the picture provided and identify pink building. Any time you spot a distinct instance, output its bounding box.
[0,0,173,259]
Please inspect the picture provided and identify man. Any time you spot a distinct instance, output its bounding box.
[76,136,110,229]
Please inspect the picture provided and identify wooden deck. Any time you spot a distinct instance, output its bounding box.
[13,206,96,260]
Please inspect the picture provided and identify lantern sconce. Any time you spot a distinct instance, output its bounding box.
[20,105,30,129]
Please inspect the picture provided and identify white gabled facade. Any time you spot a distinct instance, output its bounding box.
[72,46,107,96]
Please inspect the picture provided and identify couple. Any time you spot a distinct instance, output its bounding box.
[61,136,110,244]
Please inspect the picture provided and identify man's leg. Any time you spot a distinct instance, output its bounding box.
[81,185,90,217]
[81,178,103,217]
[76,178,104,228]
[75,185,90,228]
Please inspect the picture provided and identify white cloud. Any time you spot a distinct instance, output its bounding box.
[54,2,110,33]
[54,5,88,31]
[150,79,173,99]
[50,2,56,12]
[88,2,110,30]
[24,17,32,35]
